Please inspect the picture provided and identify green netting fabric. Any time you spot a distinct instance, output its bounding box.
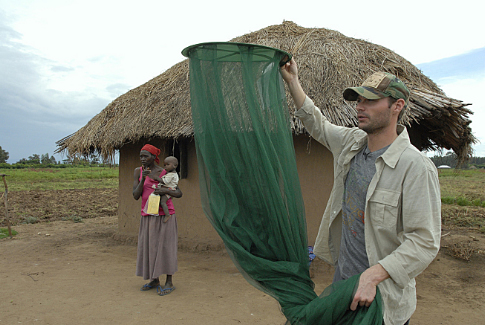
[182,42,383,324]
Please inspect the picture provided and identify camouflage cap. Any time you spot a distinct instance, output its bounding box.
[343,72,410,104]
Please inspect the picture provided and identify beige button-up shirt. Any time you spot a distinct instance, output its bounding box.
[296,96,441,325]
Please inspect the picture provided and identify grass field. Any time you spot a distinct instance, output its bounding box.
[439,169,485,205]
[1,167,484,232]
[0,167,118,191]
[438,169,485,233]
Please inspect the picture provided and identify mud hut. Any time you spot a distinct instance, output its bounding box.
[56,21,475,248]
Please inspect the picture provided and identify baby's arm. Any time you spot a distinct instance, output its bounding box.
[152,175,165,184]
[154,186,182,198]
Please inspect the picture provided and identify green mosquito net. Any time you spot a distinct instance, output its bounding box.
[182,42,383,324]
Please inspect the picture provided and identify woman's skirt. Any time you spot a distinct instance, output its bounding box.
[136,214,178,280]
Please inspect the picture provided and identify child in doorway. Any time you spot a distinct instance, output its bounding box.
[152,156,179,223]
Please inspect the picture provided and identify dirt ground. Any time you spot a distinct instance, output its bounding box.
[1,189,485,324]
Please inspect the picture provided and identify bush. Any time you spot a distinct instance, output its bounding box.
[23,216,39,224]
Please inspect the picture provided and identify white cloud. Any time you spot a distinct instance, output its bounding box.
[438,77,485,156]
[1,0,485,162]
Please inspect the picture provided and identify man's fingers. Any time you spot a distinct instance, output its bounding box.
[279,55,290,67]
[350,295,374,311]
[350,298,358,311]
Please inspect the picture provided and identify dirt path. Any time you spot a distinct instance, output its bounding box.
[1,216,485,324]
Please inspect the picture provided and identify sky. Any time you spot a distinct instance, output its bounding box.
[1,0,484,163]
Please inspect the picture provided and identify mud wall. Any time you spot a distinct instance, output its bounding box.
[117,136,333,248]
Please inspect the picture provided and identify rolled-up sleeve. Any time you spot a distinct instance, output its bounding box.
[295,96,358,153]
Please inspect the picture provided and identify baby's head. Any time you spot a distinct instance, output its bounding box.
[163,156,178,172]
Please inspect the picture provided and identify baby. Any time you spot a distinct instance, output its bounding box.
[152,156,179,223]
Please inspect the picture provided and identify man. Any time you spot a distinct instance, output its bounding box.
[280,58,441,325]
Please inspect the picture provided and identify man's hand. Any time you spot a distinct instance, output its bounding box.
[280,57,299,84]
[279,58,306,109]
[350,264,389,311]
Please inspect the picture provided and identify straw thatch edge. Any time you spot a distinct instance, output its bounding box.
[56,21,476,165]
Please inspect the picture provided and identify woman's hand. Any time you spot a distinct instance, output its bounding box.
[141,166,151,178]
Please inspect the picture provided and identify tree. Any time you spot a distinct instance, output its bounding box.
[0,146,9,163]
[41,153,49,164]
[28,154,41,164]
[40,153,56,165]
[430,151,458,168]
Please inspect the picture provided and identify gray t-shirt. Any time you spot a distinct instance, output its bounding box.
[334,144,389,282]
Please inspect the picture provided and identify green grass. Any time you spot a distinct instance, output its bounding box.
[439,169,485,206]
[0,167,119,191]
[441,196,485,207]
[0,228,18,239]
[439,169,485,232]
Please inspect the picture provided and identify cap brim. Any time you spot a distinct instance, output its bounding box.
[343,86,387,101]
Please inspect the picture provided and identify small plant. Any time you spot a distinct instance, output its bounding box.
[456,197,471,206]
[23,216,39,224]
[441,197,455,204]
[472,199,482,207]
[61,215,83,223]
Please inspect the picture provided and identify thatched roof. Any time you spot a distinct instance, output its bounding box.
[56,21,476,163]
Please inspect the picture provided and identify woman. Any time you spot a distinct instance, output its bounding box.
[132,144,182,296]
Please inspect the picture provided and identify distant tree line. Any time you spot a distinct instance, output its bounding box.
[0,146,117,168]
[429,151,485,169]
[16,153,57,165]
[2,146,483,169]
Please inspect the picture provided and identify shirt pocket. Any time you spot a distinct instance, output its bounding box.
[368,189,401,229]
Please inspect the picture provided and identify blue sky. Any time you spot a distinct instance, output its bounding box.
[1,0,484,163]
[417,47,485,80]
[417,47,485,156]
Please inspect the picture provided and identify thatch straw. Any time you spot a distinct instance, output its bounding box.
[56,21,476,164]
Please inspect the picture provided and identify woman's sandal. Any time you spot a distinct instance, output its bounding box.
[157,285,176,296]
[140,280,160,291]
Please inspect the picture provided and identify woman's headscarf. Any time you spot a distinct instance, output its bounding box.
[141,144,160,164]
